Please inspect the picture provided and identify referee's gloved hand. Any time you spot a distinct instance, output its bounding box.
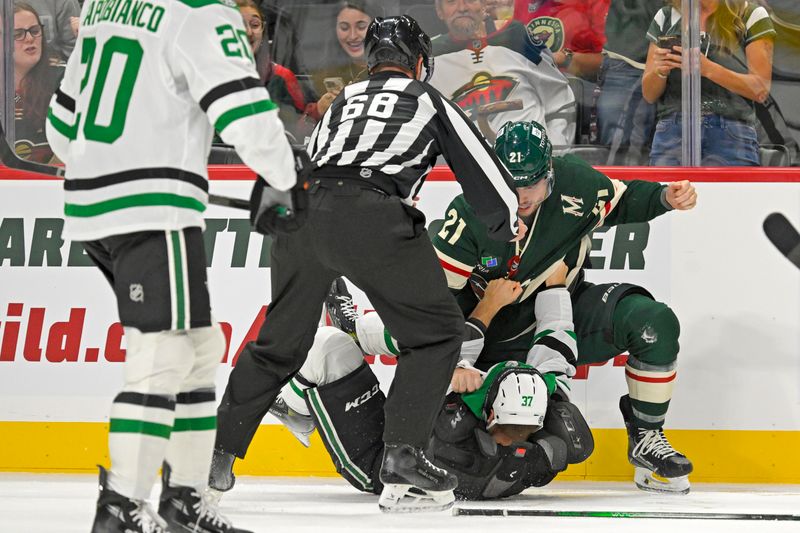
[249,144,312,235]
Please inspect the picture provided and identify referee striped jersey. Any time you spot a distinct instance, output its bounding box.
[307,71,520,241]
[46,0,296,241]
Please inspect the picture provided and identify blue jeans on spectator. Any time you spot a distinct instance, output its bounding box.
[650,112,760,166]
[597,57,656,160]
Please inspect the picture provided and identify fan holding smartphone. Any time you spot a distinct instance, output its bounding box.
[642,0,777,167]
[653,35,682,80]
[309,1,377,118]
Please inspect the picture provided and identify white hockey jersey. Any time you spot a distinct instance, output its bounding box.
[430,21,577,146]
[46,0,296,241]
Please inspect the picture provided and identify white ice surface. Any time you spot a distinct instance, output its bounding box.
[1,475,799,533]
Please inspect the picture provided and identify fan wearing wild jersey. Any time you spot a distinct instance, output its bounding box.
[429,0,577,145]
[46,0,296,531]
[433,120,698,494]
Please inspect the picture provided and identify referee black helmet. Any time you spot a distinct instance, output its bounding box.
[364,15,434,82]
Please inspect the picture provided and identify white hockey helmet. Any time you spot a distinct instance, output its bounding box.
[487,370,548,431]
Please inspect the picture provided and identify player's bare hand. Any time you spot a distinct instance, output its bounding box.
[545,260,568,287]
[666,180,697,210]
[482,278,523,309]
[510,217,528,242]
[451,367,484,393]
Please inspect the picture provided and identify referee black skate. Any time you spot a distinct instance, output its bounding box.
[211,15,523,513]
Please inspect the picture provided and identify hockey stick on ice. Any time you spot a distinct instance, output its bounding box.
[763,212,800,269]
[473,99,524,144]
[0,122,251,209]
[453,508,800,521]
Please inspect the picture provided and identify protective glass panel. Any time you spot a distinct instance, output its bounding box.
[4,0,798,168]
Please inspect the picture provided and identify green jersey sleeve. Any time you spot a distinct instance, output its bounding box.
[743,5,777,45]
[432,195,483,290]
[603,179,671,227]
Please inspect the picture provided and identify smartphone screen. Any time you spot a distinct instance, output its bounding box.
[324,77,345,92]
[658,35,681,51]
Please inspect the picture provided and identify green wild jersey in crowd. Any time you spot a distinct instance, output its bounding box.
[432,154,671,363]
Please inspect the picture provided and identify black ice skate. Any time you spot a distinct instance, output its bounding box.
[325,278,359,338]
[620,395,693,494]
[269,394,316,447]
[91,465,171,533]
[378,444,458,513]
[159,462,252,533]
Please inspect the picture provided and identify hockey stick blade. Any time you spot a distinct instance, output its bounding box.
[453,508,800,521]
[209,193,250,210]
[763,212,800,269]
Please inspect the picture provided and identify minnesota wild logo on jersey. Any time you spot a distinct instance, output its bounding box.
[526,16,565,51]
[450,72,519,116]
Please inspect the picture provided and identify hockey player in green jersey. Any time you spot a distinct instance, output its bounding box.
[432,120,698,494]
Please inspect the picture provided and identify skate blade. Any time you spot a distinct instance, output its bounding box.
[634,467,690,494]
[284,428,312,448]
[378,484,455,513]
[270,412,314,448]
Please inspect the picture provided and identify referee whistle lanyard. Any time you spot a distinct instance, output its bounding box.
[506,207,540,279]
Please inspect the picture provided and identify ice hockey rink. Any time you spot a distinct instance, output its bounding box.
[2,475,799,532]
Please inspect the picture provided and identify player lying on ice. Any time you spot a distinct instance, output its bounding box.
[265,267,594,507]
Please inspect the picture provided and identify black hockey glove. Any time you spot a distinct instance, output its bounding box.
[249,144,312,235]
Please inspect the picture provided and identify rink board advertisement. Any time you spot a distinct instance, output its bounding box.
[1,170,799,483]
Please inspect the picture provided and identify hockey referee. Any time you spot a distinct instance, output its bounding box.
[212,15,523,512]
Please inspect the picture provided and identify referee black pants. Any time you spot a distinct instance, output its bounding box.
[216,181,463,456]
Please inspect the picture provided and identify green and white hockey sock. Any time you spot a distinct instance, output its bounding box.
[354,312,400,356]
[107,391,176,499]
[283,376,313,416]
[164,389,217,489]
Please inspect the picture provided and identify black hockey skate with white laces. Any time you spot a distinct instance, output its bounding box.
[620,395,693,494]
[159,463,252,533]
[378,444,458,513]
[325,278,358,337]
[91,465,171,533]
[269,394,316,447]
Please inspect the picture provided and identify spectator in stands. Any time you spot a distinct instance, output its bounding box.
[597,0,662,164]
[511,0,610,80]
[26,0,80,60]
[486,0,515,22]
[14,1,63,163]
[237,0,309,139]
[643,0,776,166]
[430,0,577,145]
[307,0,376,119]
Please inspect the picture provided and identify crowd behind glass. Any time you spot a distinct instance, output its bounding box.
[9,0,800,167]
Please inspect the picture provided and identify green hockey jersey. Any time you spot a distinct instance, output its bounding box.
[432,155,671,355]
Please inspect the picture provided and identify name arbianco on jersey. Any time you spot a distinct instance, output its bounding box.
[46,0,296,241]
